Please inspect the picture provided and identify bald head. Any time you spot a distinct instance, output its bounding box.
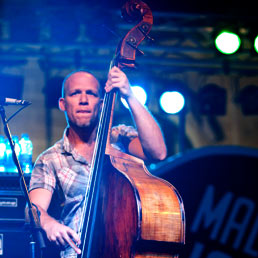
[62,70,102,98]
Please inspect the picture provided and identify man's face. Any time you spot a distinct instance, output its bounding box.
[59,72,102,129]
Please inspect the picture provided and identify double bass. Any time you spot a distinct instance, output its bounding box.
[78,1,185,257]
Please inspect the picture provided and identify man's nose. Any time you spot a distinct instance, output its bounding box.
[80,93,88,104]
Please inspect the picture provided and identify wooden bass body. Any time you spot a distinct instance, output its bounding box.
[89,146,185,258]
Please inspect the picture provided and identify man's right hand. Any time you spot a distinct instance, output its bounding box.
[29,188,81,254]
[43,218,81,255]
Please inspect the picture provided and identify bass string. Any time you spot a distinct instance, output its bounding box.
[77,90,112,249]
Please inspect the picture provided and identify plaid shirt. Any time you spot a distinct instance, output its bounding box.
[29,125,137,258]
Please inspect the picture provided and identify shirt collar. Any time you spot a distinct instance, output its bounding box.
[62,127,73,154]
[61,127,89,165]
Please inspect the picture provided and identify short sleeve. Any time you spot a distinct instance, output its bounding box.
[29,154,56,193]
[110,124,138,152]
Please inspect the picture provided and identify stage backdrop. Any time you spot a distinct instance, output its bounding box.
[151,146,258,258]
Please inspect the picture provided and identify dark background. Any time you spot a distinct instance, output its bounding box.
[1,0,256,15]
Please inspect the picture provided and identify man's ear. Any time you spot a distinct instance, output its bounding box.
[59,97,66,111]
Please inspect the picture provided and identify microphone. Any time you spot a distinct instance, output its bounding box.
[0,97,31,106]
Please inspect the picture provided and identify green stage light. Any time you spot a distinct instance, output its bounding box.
[254,35,258,53]
[215,31,241,54]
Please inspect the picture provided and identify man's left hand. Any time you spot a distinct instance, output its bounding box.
[105,66,133,99]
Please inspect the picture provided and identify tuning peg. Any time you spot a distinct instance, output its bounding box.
[136,48,144,56]
[146,34,154,42]
[125,39,144,56]
[138,23,154,43]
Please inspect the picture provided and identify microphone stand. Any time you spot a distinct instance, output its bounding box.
[0,104,46,258]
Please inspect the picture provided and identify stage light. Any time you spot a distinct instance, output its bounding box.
[159,91,185,114]
[121,85,147,109]
[254,35,258,53]
[215,31,241,54]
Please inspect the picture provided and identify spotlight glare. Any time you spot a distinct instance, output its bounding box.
[215,31,241,54]
[254,35,258,53]
[160,91,185,114]
[121,85,147,109]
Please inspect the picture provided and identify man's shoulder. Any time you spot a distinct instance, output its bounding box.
[36,138,64,161]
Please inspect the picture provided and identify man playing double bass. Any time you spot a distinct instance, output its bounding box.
[29,66,167,257]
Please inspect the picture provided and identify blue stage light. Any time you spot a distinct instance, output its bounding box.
[159,91,185,114]
[121,85,147,109]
